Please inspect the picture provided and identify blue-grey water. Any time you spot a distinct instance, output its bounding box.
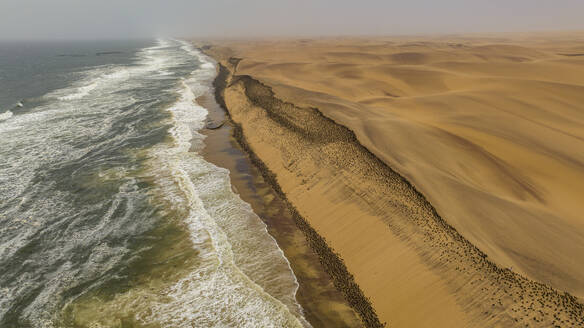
[0,39,307,327]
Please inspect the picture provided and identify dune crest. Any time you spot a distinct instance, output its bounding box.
[201,33,584,327]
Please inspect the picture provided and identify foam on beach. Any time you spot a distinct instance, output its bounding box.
[0,110,12,121]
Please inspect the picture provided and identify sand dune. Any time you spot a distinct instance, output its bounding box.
[201,33,584,327]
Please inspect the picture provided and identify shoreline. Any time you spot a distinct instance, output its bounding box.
[203,46,584,327]
[196,84,366,326]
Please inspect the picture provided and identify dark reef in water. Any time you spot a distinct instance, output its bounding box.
[56,51,124,58]
[96,51,125,56]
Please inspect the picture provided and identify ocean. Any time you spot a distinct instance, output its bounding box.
[0,39,308,327]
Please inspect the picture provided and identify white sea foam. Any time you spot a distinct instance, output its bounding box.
[52,39,175,102]
[0,110,13,121]
[53,66,134,101]
[0,40,179,326]
[143,47,310,327]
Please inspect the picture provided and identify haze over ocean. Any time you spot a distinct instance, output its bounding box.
[1,0,583,40]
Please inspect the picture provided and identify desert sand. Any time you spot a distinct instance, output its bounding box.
[201,32,584,327]
[198,93,363,327]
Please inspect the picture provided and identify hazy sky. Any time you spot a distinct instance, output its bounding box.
[1,0,584,40]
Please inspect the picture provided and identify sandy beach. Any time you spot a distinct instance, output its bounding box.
[200,32,584,327]
[197,93,363,327]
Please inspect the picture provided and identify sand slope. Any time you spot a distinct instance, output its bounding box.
[204,33,584,301]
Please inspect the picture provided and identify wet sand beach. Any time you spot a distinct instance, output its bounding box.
[197,93,364,328]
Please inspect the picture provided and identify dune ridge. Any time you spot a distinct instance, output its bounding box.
[202,49,584,326]
[200,34,584,300]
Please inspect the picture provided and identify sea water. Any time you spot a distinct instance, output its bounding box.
[0,39,308,327]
